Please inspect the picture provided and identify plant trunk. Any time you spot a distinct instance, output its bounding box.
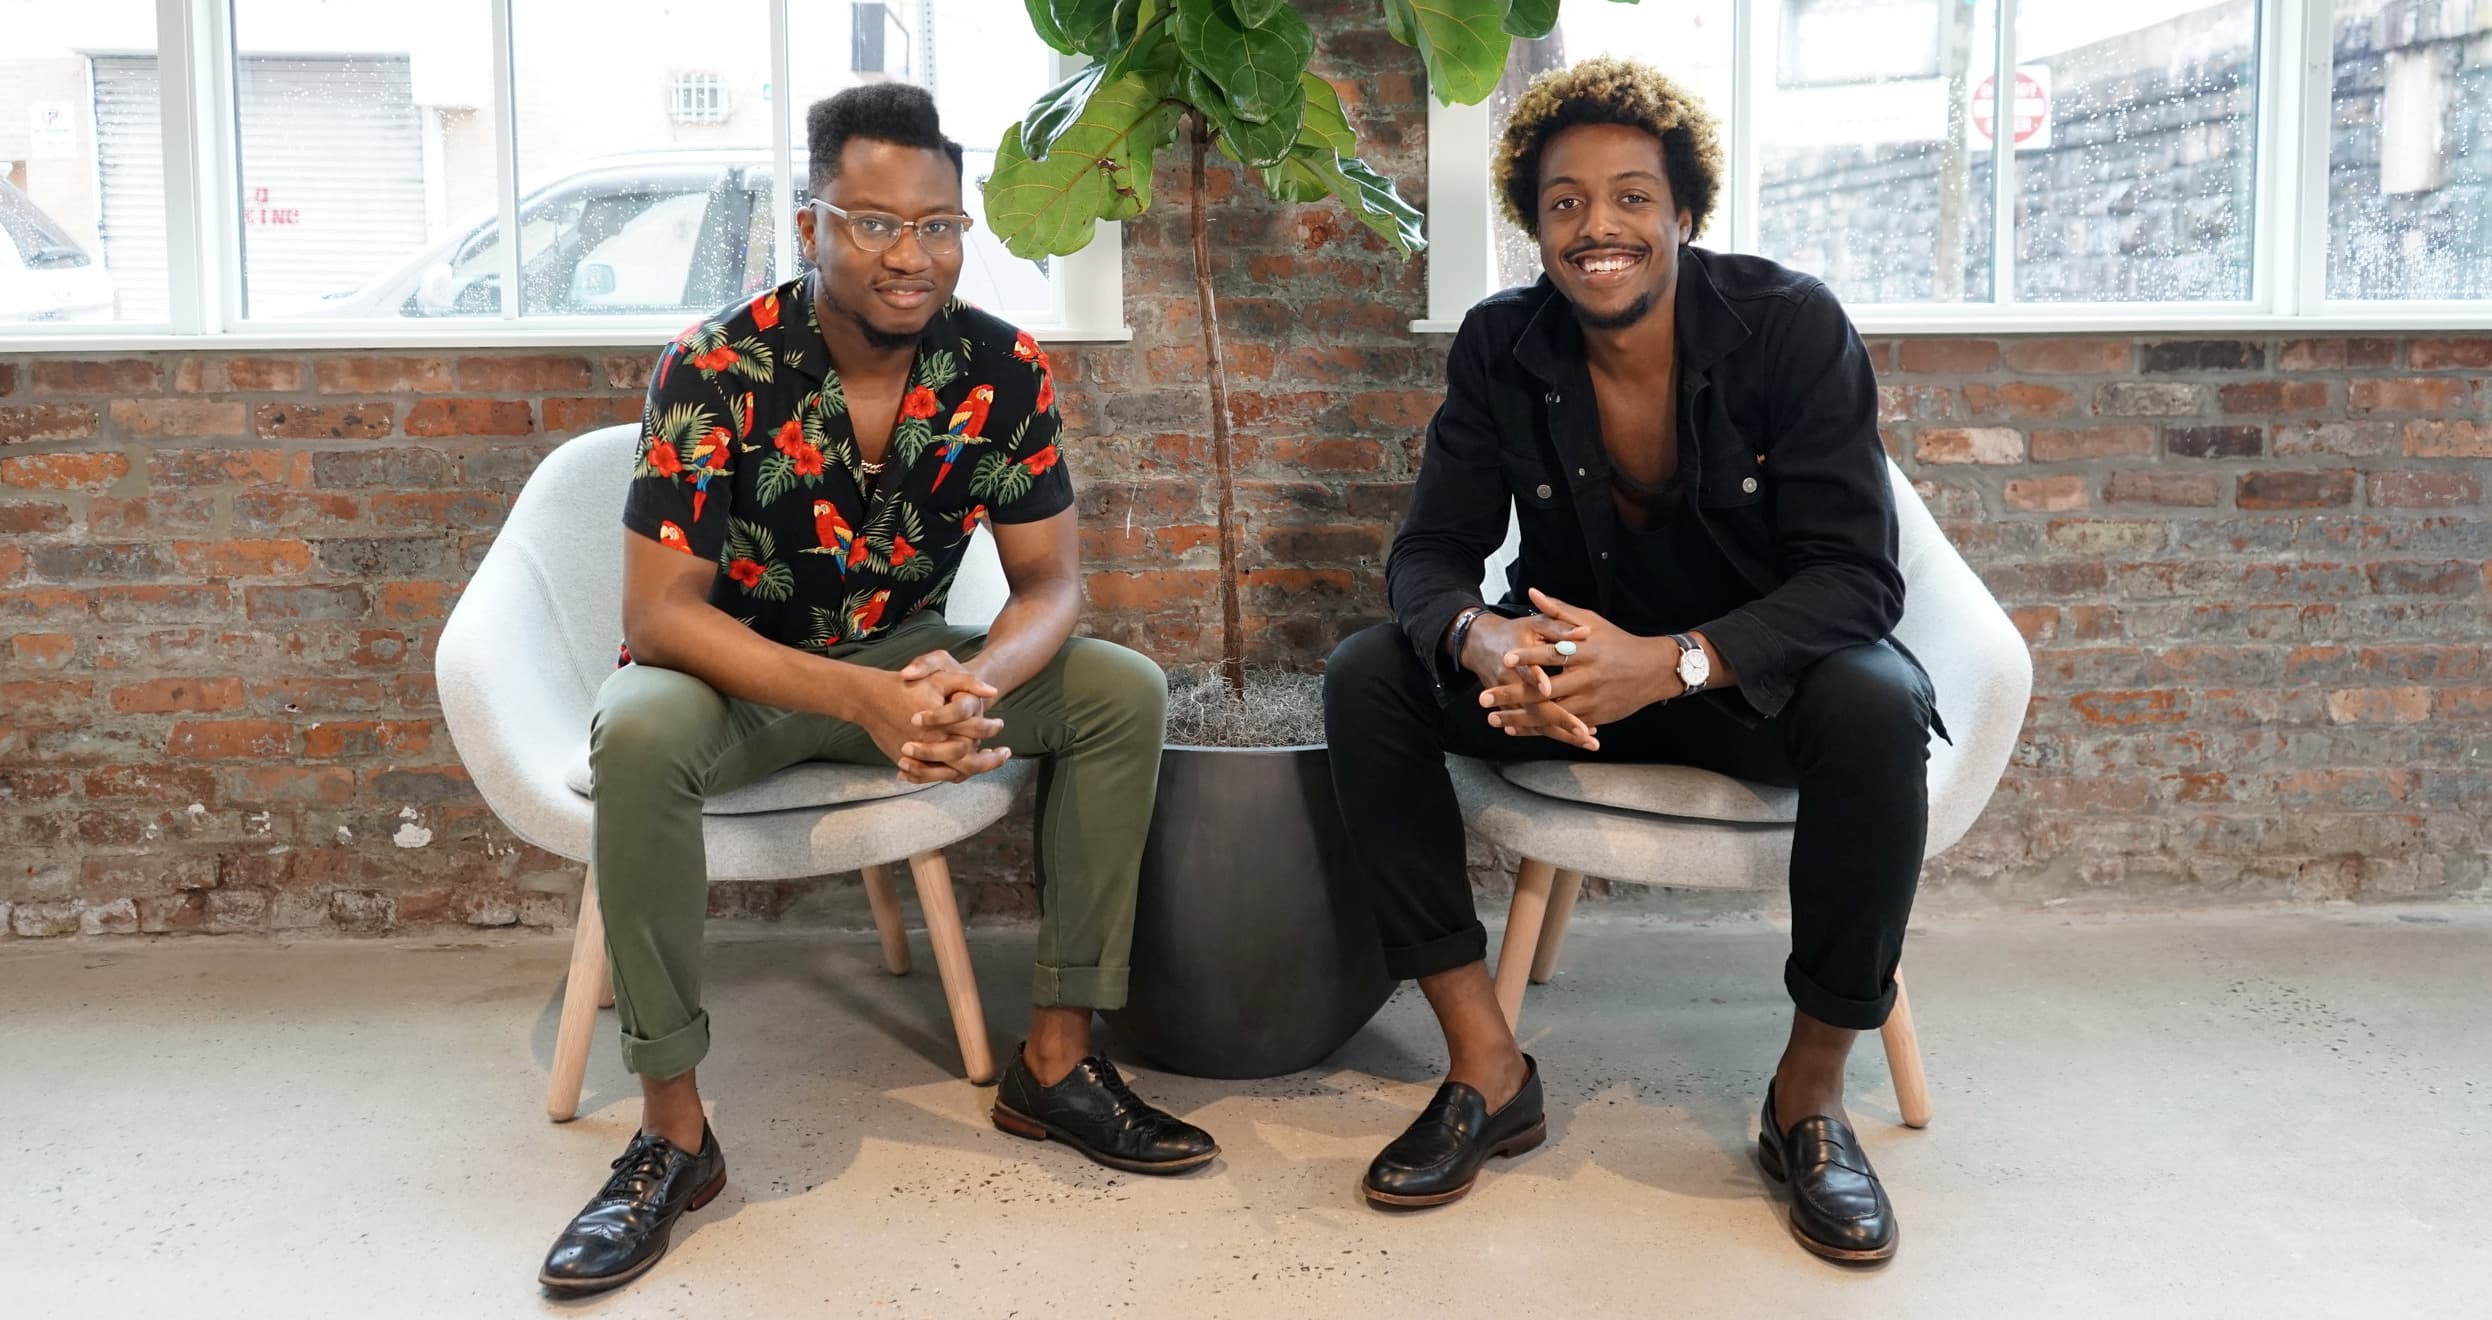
[1191,114,1247,701]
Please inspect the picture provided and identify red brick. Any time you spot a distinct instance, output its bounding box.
[250,678,389,715]
[1,452,128,491]
[10,633,77,669]
[166,719,291,759]
[456,355,592,391]
[2407,338,2492,370]
[2365,561,2477,596]
[220,765,356,804]
[0,501,72,535]
[1914,427,2023,464]
[2001,339,2131,374]
[2105,470,2221,507]
[2217,381,2331,414]
[404,398,534,437]
[91,584,232,623]
[1348,390,1438,429]
[30,358,160,394]
[542,396,642,432]
[603,356,655,391]
[316,356,453,394]
[255,403,395,439]
[245,584,370,622]
[0,362,13,396]
[0,679,96,722]
[2369,471,2479,507]
[2277,339,2347,372]
[2325,688,2430,724]
[87,494,218,536]
[302,720,433,758]
[175,357,306,393]
[1962,383,2074,419]
[2275,422,2399,457]
[109,677,246,714]
[173,539,314,578]
[2164,426,2263,459]
[0,403,103,444]
[2348,377,2467,413]
[375,581,457,623]
[2237,470,2355,510]
[1086,571,1212,611]
[2436,689,2492,719]
[81,765,218,800]
[232,491,363,532]
[365,490,506,529]
[149,448,308,486]
[1896,338,2000,374]
[2030,426,2153,461]
[2403,420,2492,458]
[2071,690,2186,726]
[108,399,246,438]
[2003,475,2088,512]
[0,588,88,622]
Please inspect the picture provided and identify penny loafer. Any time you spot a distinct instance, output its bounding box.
[539,1124,728,1294]
[1756,1081,1898,1262]
[1363,1055,1546,1208]
[991,1047,1220,1175]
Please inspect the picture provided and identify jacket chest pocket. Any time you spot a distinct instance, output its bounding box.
[1500,448,1567,511]
[1699,457,1766,510]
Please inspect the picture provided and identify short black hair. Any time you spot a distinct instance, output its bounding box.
[806,84,965,195]
[1494,57,1723,240]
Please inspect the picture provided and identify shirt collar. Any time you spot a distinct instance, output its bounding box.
[785,272,978,390]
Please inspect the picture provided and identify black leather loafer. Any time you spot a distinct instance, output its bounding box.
[991,1048,1220,1175]
[1363,1055,1546,1208]
[1756,1081,1898,1263]
[539,1124,728,1295]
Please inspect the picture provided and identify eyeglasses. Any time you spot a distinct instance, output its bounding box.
[807,200,974,255]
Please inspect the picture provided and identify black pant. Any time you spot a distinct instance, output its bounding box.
[1320,622,1931,1031]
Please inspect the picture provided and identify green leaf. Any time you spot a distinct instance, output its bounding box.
[1295,72,1357,156]
[1022,63,1108,161]
[756,452,798,507]
[985,52,1187,259]
[1503,0,1557,39]
[970,451,1037,505]
[1050,0,1123,57]
[1171,0,1313,124]
[750,563,796,602]
[1260,147,1428,255]
[1188,67,1301,168]
[1024,0,1077,52]
[1399,0,1511,104]
[914,349,964,391]
[895,416,938,467]
[1231,0,1290,26]
[1382,0,1416,46]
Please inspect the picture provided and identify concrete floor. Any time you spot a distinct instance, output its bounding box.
[2,906,2486,1319]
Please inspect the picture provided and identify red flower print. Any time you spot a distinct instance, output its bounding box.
[647,441,683,477]
[773,418,805,454]
[727,558,765,589]
[790,443,826,477]
[848,537,871,570]
[750,291,781,331]
[1022,443,1060,475]
[901,386,941,420]
[891,534,918,565]
[1035,366,1055,413]
[692,345,739,373]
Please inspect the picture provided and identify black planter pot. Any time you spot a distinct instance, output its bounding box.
[1101,743,1395,1079]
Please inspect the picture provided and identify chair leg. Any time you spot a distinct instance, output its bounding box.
[1880,970,1933,1130]
[906,849,996,1085]
[547,867,609,1123]
[1528,869,1583,985]
[861,863,913,976]
[1493,858,1558,1030]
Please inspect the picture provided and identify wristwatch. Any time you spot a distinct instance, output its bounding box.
[1668,632,1710,694]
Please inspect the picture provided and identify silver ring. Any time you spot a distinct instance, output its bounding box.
[1553,640,1579,658]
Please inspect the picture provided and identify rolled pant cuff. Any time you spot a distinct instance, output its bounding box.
[1784,957,1895,1031]
[618,1009,712,1080]
[1032,965,1128,1011]
[1383,922,1489,982]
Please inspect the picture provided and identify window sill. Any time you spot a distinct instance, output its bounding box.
[0,322,1137,355]
[1414,309,2492,337]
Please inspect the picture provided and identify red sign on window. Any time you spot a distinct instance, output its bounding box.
[243,186,301,226]
[1971,67,2053,150]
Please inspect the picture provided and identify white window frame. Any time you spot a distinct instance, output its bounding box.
[7,0,1127,352]
[1418,0,2492,334]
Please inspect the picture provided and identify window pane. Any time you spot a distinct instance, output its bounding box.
[1488,3,1737,292]
[2327,0,2492,299]
[787,0,1060,324]
[1758,0,1998,304]
[2015,0,2258,303]
[0,1,169,325]
[236,0,501,320]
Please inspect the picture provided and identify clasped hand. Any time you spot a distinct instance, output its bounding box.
[1473,588,1685,749]
[865,650,1009,784]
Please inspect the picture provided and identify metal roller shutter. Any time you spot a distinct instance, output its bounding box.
[90,56,169,322]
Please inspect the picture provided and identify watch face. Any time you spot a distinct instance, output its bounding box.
[1679,645,1710,684]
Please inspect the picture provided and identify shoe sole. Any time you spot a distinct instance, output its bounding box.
[1755,1136,1898,1263]
[536,1168,727,1295]
[1361,1117,1548,1209]
[990,1102,1221,1176]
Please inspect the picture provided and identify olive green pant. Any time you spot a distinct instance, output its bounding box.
[588,611,1167,1080]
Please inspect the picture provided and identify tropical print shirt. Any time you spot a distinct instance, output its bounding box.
[620,272,1071,661]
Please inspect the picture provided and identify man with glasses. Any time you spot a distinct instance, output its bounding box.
[539,84,1216,1297]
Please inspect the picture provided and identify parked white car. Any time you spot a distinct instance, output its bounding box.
[0,179,116,323]
[289,147,1049,323]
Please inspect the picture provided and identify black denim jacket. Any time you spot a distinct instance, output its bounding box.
[1387,246,1938,727]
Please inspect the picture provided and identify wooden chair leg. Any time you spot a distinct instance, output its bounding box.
[906,849,996,1084]
[861,863,913,976]
[1880,970,1932,1130]
[1493,858,1558,1030]
[1528,869,1583,985]
[547,867,608,1123]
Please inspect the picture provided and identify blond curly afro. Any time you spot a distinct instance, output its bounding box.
[1493,56,1725,240]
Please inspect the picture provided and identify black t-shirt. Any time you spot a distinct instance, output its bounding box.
[620,274,1072,661]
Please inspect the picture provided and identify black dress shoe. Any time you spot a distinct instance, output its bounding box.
[991,1048,1220,1175]
[539,1125,728,1295]
[1363,1055,1546,1208]
[1756,1081,1898,1263]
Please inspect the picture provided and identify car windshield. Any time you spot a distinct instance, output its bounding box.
[0,180,91,266]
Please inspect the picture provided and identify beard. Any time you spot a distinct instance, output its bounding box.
[1573,289,1655,332]
[818,273,924,352]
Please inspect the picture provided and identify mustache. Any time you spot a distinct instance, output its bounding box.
[1561,240,1649,261]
